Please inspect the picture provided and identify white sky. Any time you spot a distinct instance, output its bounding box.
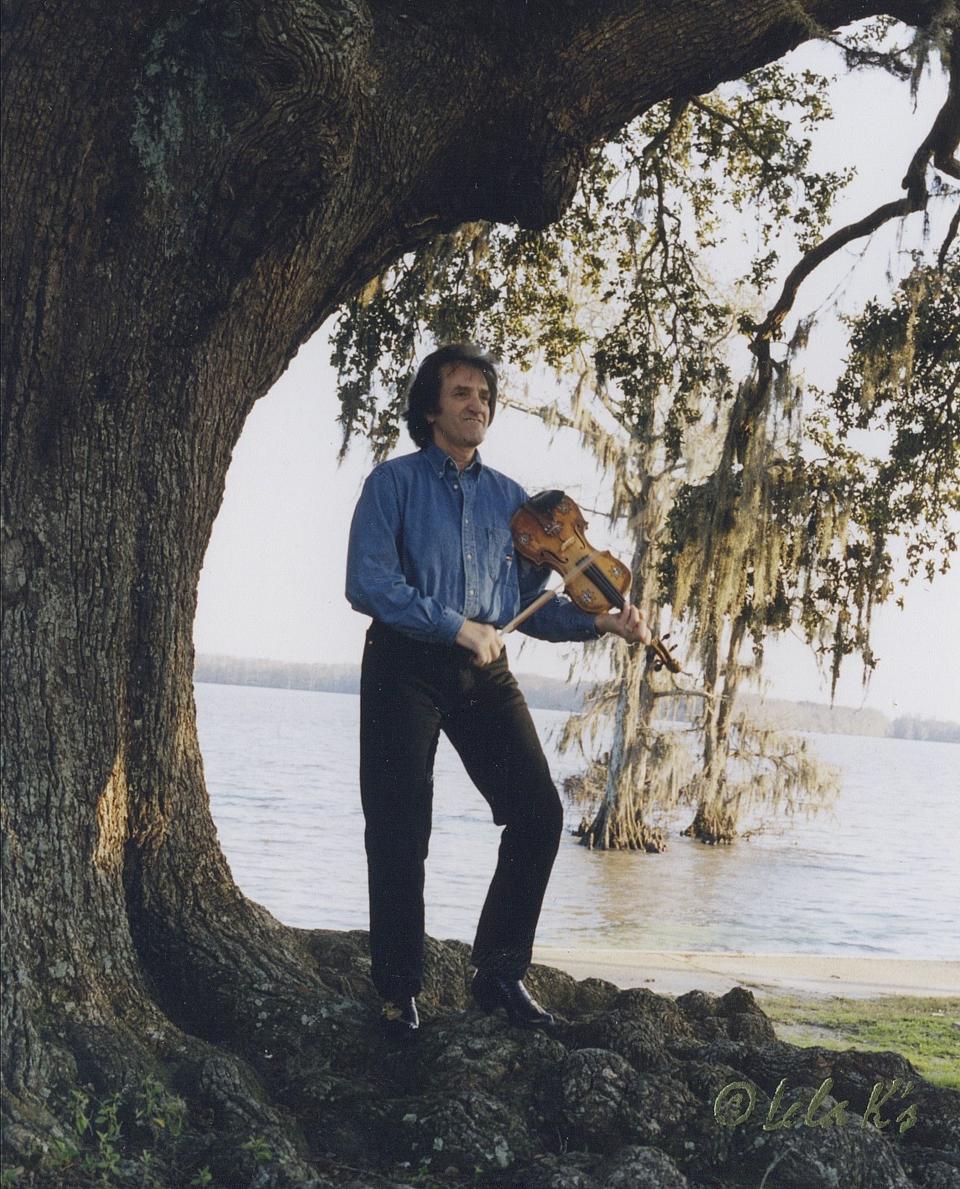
[194,39,959,724]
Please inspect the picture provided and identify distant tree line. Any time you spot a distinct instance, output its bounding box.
[194,654,361,694]
[193,654,958,741]
[890,717,960,743]
[192,653,585,710]
[734,697,890,739]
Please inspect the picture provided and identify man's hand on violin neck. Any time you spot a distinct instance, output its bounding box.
[456,620,505,666]
[595,605,653,646]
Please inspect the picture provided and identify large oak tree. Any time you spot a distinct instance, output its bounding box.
[1,0,946,1178]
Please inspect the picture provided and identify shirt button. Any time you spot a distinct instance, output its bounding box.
[453,483,459,490]
[466,552,472,559]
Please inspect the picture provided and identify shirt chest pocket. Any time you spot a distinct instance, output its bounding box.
[486,526,515,577]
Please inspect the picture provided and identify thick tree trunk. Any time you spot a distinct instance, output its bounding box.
[2,0,935,1176]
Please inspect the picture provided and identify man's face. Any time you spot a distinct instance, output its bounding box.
[427,363,491,454]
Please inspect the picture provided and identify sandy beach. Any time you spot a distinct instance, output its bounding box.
[532,945,960,1000]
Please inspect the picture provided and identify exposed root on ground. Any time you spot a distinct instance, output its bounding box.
[4,928,958,1188]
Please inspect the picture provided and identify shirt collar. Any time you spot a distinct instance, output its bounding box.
[422,440,483,476]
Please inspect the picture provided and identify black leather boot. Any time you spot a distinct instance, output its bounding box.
[471,969,555,1029]
[380,997,419,1040]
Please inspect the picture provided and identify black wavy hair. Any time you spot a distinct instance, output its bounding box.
[403,343,499,449]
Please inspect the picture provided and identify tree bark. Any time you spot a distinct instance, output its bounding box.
[684,613,751,842]
[1,0,937,1173]
[582,474,671,851]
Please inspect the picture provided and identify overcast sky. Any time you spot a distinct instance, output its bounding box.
[194,39,959,723]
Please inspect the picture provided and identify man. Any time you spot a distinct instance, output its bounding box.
[345,343,651,1038]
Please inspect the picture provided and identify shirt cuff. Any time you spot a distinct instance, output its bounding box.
[436,608,466,645]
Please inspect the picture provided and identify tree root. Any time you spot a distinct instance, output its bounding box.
[682,802,738,844]
[4,929,958,1188]
[574,809,667,852]
[1,974,327,1187]
[565,762,667,852]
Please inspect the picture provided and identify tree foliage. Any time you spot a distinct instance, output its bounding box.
[330,18,958,846]
[332,22,957,661]
[662,256,958,694]
[332,56,851,458]
[819,258,958,584]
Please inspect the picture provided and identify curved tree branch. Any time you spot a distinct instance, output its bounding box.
[752,16,959,346]
[938,199,960,265]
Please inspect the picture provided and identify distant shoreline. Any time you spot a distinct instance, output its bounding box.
[531,946,960,1000]
[194,654,960,742]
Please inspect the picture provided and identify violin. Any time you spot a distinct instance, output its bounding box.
[506,490,681,673]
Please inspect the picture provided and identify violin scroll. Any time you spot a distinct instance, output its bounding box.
[646,632,682,674]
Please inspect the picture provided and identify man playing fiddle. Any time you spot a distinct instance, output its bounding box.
[345,343,652,1038]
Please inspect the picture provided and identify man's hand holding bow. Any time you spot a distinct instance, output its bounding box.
[456,620,505,666]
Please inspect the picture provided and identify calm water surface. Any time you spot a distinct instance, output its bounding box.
[196,683,960,959]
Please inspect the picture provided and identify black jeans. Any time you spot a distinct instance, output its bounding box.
[359,621,564,1000]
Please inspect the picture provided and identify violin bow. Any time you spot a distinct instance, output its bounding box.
[499,546,680,670]
[501,551,683,673]
[500,551,600,636]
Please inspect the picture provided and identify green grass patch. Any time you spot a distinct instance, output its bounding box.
[758,994,960,1089]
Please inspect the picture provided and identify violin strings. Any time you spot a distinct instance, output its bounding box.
[583,563,626,611]
[581,563,675,666]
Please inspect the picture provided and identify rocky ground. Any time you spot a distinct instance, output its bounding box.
[10,929,959,1187]
[275,930,960,1188]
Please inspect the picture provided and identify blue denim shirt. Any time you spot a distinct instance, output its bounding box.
[345,442,601,645]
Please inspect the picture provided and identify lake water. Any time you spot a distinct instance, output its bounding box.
[195,682,960,960]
